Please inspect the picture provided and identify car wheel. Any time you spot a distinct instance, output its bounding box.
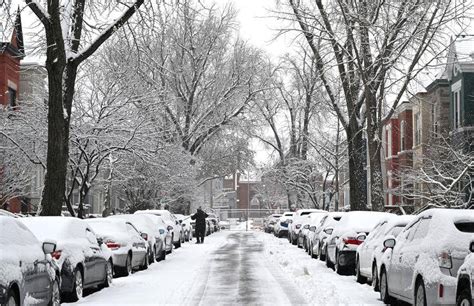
[71,268,83,301]
[49,278,61,306]
[355,258,366,283]
[174,237,181,249]
[415,279,427,306]
[372,265,379,292]
[325,246,334,269]
[118,254,132,277]
[319,244,326,261]
[100,260,113,288]
[160,249,167,261]
[6,288,19,306]
[380,268,394,304]
[335,250,343,274]
[140,252,149,270]
[457,288,472,306]
[150,248,156,264]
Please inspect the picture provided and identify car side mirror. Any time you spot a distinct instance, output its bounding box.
[159,229,165,235]
[141,233,148,241]
[324,228,333,235]
[304,224,310,229]
[309,226,316,232]
[167,225,173,231]
[383,238,396,249]
[470,241,474,252]
[96,237,103,246]
[42,241,56,254]
[179,220,182,224]
[357,234,366,242]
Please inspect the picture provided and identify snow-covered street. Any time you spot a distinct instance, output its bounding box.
[67,230,383,305]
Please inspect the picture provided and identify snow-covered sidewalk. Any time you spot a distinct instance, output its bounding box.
[67,230,383,305]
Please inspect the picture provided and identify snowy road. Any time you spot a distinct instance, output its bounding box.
[67,230,383,305]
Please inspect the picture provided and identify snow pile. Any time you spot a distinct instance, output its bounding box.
[257,232,383,305]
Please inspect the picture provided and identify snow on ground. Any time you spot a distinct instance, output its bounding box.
[66,230,383,305]
[257,232,383,305]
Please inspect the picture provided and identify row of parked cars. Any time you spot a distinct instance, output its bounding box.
[0,209,203,306]
[264,208,474,306]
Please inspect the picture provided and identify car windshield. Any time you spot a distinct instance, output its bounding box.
[88,220,125,234]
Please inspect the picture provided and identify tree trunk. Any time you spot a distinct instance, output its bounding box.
[367,123,385,211]
[346,124,368,211]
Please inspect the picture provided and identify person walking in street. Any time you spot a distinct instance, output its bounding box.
[191,207,208,244]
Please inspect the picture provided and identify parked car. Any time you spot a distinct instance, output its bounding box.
[264,214,282,233]
[456,241,474,306]
[297,212,327,249]
[274,212,295,238]
[135,210,182,248]
[109,214,167,259]
[302,212,328,252]
[0,216,60,306]
[379,209,474,306]
[355,215,414,290]
[20,217,113,302]
[87,218,149,276]
[310,212,345,260]
[325,211,393,274]
[289,209,326,245]
[175,214,192,241]
[0,209,18,218]
[218,220,230,230]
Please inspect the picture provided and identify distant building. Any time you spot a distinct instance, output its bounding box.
[446,37,474,151]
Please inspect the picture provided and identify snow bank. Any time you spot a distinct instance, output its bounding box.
[257,232,383,305]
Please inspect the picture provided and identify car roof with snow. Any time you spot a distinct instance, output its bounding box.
[135,209,174,220]
[19,216,91,242]
[109,214,159,234]
[333,211,394,235]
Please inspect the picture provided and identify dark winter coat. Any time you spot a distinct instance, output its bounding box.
[191,209,208,232]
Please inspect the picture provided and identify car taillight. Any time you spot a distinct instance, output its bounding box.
[439,284,444,298]
[438,251,452,269]
[343,237,363,245]
[51,250,62,260]
[106,242,121,250]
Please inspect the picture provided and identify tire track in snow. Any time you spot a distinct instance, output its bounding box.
[186,232,307,305]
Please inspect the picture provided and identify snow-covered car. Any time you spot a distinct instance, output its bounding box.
[175,214,192,241]
[274,212,295,238]
[109,214,167,259]
[135,210,182,248]
[20,217,113,302]
[325,211,394,275]
[289,209,326,245]
[296,211,327,251]
[355,215,414,290]
[302,212,328,252]
[456,241,474,306]
[310,212,345,260]
[0,209,18,218]
[379,209,474,306]
[87,218,149,276]
[0,216,60,306]
[264,214,282,233]
[218,220,230,230]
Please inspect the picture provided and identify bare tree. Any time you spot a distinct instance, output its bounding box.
[284,0,471,211]
[24,0,145,215]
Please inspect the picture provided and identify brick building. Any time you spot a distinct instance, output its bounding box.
[0,11,25,213]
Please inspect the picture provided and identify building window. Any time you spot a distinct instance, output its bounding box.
[453,90,461,129]
[414,113,421,146]
[387,125,392,157]
[7,87,17,107]
[400,121,406,151]
[431,104,438,137]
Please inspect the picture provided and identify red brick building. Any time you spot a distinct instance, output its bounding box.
[0,11,25,213]
[383,101,414,210]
